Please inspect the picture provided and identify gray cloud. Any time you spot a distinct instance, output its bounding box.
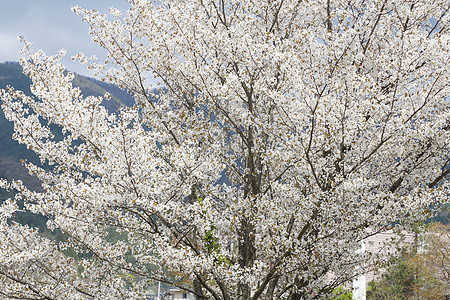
[0,0,130,76]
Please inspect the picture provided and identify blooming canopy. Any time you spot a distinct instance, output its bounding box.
[0,0,449,299]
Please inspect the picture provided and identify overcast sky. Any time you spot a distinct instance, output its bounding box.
[0,0,131,77]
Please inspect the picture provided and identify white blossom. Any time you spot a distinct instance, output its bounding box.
[1,0,449,299]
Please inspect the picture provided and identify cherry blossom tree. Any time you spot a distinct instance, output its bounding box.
[1,0,449,299]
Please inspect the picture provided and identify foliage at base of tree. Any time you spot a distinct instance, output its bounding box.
[331,287,352,300]
[368,223,450,300]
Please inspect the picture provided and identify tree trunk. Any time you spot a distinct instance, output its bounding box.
[237,218,256,300]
